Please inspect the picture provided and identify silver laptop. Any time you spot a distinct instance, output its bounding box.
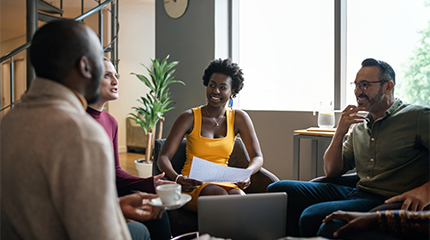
[198,192,287,240]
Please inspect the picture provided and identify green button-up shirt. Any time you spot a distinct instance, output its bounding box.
[342,99,430,198]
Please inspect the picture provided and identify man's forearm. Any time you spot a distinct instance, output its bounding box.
[324,132,346,177]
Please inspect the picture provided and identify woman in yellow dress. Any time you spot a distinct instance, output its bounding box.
[157,58,264,212]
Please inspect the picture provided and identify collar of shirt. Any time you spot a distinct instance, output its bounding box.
[69,88,88,110]
[365,98,403,130]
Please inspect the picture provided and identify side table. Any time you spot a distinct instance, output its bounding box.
[293,129,348,180]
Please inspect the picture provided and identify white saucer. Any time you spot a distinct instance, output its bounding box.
[149,193,192,210]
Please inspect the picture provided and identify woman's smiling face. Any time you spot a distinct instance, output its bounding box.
[206,73,233,107]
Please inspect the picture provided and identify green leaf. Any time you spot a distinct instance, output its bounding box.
[398,18,430,107]
[129,55,186,132]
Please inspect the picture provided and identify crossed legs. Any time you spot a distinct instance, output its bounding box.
[267,180,386,237]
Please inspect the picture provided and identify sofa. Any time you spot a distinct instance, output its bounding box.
[126,118,148,152]
[152,137,280,237]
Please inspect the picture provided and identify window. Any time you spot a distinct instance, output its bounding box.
[235,0,430,110]
[236,0,334,111]
[345,0,430,107]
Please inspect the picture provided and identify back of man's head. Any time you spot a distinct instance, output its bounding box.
[30,20,91,82]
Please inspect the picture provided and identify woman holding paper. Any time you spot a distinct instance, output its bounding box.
[157,58,263,212]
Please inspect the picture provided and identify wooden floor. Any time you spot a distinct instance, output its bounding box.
[118,152,146,177]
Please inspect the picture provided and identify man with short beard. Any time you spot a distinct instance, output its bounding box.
[268,58,429,238]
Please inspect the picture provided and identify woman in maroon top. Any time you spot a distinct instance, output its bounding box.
[87,57,172,196]
[87,57,172,240]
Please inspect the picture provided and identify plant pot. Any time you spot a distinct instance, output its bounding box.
[135,158,153,178]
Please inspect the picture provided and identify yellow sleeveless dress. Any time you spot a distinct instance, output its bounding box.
[181,106,239,212]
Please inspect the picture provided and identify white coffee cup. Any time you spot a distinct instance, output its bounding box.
[156,183,181,205]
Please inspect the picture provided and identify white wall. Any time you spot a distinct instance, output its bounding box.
[109,0,155,152]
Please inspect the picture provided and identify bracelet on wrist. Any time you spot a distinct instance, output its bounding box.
[175,174,183,183]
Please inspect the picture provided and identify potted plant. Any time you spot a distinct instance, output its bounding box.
[129,55,184,176]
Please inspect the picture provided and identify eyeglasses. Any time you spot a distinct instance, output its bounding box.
[350,80,387,91]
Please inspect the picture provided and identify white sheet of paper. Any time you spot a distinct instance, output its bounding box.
[189,156,252,182]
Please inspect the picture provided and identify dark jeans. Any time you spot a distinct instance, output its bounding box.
[267,180,386,237]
